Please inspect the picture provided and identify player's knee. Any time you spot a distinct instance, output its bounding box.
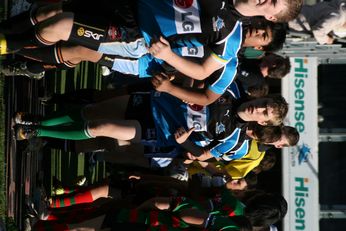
[40,12,74,40]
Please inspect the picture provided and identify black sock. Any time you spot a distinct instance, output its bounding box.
[0,11,35,34]
[17,44,62,65]
[26,61,45,74]
[5,27,54,51]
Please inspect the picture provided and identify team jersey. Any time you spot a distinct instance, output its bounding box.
[236,59,265,91]
[138,0,241,55]
[150,91,250,161]
[172,188,244,216]
[114,190,244,230]
[134,0,244,79]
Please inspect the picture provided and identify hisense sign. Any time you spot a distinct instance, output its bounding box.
[282,57,319,231]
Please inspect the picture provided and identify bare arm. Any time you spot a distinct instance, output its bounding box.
[175,127,215,161]
[149,37,223,80]
[152,74,221,106]
[136,197,172,211]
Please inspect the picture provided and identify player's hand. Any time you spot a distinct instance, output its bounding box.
[151,73,174,92]
[128,175,141,180]
[149,36,172,60]
[174,127,195,144]
[185,152,199,161]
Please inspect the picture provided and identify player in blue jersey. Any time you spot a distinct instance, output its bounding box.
[14,90,288,164]
[1,8,286,106]
[151,52,291,105]
[0,1,293,102]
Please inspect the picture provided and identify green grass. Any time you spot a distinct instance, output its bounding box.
[0,1,7,221]
[0,75,5,219]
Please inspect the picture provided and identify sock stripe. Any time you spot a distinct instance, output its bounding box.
[54,44,64,64]
[64,61,77,68]
[30,7,38,25]
[35,32,55,46]
[84,123,95,138]
[30,16,38,25]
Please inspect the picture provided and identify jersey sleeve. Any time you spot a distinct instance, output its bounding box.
[207,58,239,95]
[209,20,243,64]
[209,128,250,161]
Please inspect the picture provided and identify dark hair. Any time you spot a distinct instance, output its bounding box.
[261,53,291,79]
[245,17,286,52]
[256,150,277,173]
[231,215,253,231]
[266,95,289,125]
[244,172,258,189]
[247,81,269,98]
[249,123,282,143]
[244,192,288,227]
[262,22,287,52]
[282,126,300,146]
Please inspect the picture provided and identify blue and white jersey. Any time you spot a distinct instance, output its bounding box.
[134,0,244,77]
[209,128,250,161]
[150,91,249,161]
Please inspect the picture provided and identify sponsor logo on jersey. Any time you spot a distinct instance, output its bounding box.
[212,16,225,31]
[107,26,123,41]
[181,46,204,58]
[174,0,193,8]
[173,0,202,34]
[241,70,249,77]
[215,122,226,134]
[145,128,157,140]
[187,104,207,132]
[224,109,230,117]
[104,56,115,62]
[77,27,104,41]
[132,95,144,107]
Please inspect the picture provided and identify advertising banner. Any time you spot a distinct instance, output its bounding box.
[281,57,319,231]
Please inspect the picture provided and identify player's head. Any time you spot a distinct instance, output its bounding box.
[268,126,300,148]
[243,17,286,52]
[237,95,288,126]
[234,0,302,22]
[252,150,277,174]
[260,53,291,78]
[249,122,282,144]
[247,81,270,98]
[244,192,288,227]
[226,172,258,191]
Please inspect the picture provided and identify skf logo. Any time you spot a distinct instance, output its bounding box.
[77,27,85,36]
[174,0,193,8]
[77,27,104,41]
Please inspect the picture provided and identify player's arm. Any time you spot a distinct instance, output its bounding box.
[149,37,223,80]
[175,127,215,161]
[152,74,221,106]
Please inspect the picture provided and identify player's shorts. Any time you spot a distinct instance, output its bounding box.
[125,93,181,167]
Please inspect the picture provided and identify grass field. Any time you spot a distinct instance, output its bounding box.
[0,0,8,221]
[0,74,5,219]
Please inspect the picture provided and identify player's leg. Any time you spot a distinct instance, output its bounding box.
[0,2,63,34]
